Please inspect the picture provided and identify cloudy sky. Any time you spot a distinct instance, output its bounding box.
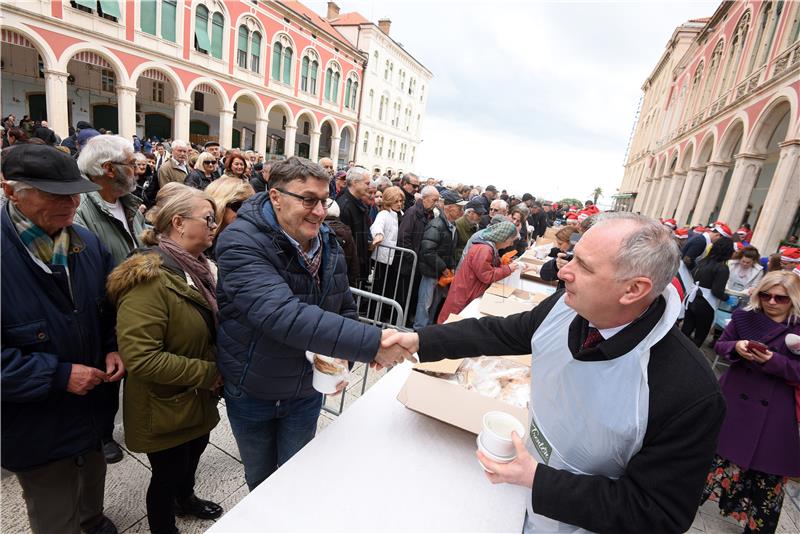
[308,0,718,205]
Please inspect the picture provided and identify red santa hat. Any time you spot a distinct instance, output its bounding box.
[565,212,578,220]
[662,218,677,229]
[736,227,748,236]
[674,228,689,239]
[693,225,707,233]
[733,242,745,252]
[712,222,732,238]
[780,247,800,263]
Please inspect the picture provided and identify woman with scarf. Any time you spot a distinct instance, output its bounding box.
[437,220,520,322]
[106,184,223,534]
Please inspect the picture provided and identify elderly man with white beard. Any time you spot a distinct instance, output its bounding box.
[75,134,146,463]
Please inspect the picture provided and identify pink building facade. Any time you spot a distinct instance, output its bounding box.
[618,1,800,254]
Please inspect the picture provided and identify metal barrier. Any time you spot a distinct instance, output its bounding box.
[364,243,418,326]
[321,287,408,417]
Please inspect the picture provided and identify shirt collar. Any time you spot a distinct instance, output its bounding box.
[281,227,321,257]
[588,321,631,340]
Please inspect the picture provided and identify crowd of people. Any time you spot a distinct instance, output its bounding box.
[1,127,799,534]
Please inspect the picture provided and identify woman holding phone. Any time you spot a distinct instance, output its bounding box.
[700,270,800,533]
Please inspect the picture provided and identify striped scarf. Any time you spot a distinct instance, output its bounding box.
[295,240,323,285]
[8,202,71,266]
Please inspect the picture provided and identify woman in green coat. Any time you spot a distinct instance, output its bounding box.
[107,184,223,534]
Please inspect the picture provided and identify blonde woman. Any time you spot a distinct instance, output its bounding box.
[702,271,800,532]
[107,183,223,534]
[186,152,219,191]
[205,177,255,259]
[369,186,404,322]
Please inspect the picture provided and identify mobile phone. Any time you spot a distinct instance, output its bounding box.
[747,340,768,352]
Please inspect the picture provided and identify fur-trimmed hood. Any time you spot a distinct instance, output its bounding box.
[106,251,164,305]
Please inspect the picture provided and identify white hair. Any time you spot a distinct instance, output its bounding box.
[490,199,508,211]
[3,180,33,194]
[420,185,439,198]
[171,139,190,151]
[346,166,370,186]
[592,212,680,297]
[77,135,134,178]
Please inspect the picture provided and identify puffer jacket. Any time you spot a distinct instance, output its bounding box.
[1,206,116,471]
[106,249,219,453]
[73,191,146,265]
[418,212,457,279]
[397,199,433,275]
[215,193,382,401]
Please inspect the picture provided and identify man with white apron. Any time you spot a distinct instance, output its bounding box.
[680,222,732,270]
[384,214,726,533]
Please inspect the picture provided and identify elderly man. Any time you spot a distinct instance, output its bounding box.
[414,190,467,329]
[1,145,124,534]
[319,157,335,198]
[157,140,189,187]
[335,166,372,285]
[454,198,486,262]
[384,213,725,533]
[74,135,146,463]
[481,198,508,229]
[401,173,421,211]
[397,185,440,326]
[215,157,413,491]
[480,184,498,212]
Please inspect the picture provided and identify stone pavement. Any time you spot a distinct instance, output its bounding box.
[2,357,799,533]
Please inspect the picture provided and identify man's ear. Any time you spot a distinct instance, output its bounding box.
[619,276,654,306]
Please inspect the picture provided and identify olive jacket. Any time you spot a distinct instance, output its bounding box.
[106,249,219,453]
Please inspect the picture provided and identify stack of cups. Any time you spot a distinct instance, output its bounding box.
[477,411,526,472]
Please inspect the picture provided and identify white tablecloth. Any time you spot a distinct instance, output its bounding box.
[208,363,529,532]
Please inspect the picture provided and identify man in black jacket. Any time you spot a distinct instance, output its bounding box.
[397,185,439,326]
[335,166,372,285]
[527,201,547,240]
[401,173,421,212]
[383,212,725,533]
[413,190,466,329]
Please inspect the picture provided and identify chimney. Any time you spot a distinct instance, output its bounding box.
[326,1,340,19]
[378,18,391,35]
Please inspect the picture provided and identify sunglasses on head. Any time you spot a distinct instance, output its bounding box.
[758,291,791,305]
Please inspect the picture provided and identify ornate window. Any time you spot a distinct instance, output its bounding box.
[271,34,293,84]
[372,51,379,73]
[746,1,783,75]
[362,131,369,154]
[344,74,359,110]
[210,12,224,59]
[236,18,263,72]
[300,49,320,95]
[324,62,341,103]
[686,61,704,116]
[140,0,177,42]
[367,89,374,116]
[718,11,751,94]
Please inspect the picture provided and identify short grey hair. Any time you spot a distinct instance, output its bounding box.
[375,175,392,190]
[420,185,439,198]
[346,166,370,186]
[77,135,134,178]
[490,199,508,212]
[171,139,190,151]
[3,180,33,194]
[593,212,679,297]
[133,152,148,163]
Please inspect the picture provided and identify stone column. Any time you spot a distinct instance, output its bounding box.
[330,135,341,169]
[116,85,138,140]
[348,138,356,163]
[255,118,268,155]
[691,162,731,226]
[750,140,800,253]
[309,130,321,162]
[661,171,686,219]
[173,98,191,142]
[674,166,707,225]
[648,175,670,217]
[640,179,658,216]
[284,124,297,157]
[632,180,650,213]
[43,69,70,139]
[717,153,767,227]
[218,109,234,150]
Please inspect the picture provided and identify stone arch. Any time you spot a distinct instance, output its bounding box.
[666,148,680,172]
[714,117,746,163]
[130,63,185,100]
[678,141,695,172]
[340,122,356,139]
[294,108,319,132]
[1,26,57,70]
[319,116,340,137]
[185,77,230,110]
[746,96,795,155]
[229,88,265,120]
[58,43,128,84]
[694,132,716,167]
[264,99,294,124]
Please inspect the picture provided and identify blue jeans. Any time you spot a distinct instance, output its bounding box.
[224,386,323,491]
[413,276,441,330]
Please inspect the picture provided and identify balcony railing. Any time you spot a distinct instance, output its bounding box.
[735,67,764,101]
[772,41,800,77]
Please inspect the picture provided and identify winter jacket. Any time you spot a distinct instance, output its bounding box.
[403,188,416,212]
[325,217,360,287]
[185,169,214,190]
[418,212,457,279]
[714,308,800,476]
[1,206,116,471]
[249,175,267,194]
[73,191,146,265]
[454,215,478,263]
[438,242,512,322]
[106,249,219,453]
[157,158,189,187]
[397,199,433,275]
[215,194,382,401]
[336,188,371,282]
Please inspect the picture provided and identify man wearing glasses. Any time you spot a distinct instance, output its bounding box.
[157,140,190,187]
[215,157,413,491]
[401,172,421,212]
[74,134,146,464]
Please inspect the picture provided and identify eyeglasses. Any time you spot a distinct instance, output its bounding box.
[758,291,791,305]
[110,160,137,169]
[203,160,218,165]
[409,183,420,190]
[227,200,243,213]
[275,188,335,210]
[183,214,218,229]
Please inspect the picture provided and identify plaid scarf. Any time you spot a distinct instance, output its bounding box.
[8,202,71,266]
[288,234,323,285]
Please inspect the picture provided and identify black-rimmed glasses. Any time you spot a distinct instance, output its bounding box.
[275,188,334,210]
[184,215,218,229]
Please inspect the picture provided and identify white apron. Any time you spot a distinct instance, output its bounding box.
[523,285,682,533]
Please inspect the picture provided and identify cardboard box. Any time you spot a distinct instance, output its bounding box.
[543,226,559,240]
[479,292,541,317]
[485,282,516,298]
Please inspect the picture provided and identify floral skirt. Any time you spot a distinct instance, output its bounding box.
[701,454,788,533]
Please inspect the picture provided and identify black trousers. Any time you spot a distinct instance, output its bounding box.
[681,295,715,347]
[397,270,421,328]
[145,433,209,534]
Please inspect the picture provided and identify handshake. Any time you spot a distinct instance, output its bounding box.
[370,329,421,370]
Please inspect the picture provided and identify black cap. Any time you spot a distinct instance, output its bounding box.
[75,121,93,130]
[441,190,468,206]
[465,198,486,214]
[485,185,498,193]
[204,141,220,148]
[2,145,101,195]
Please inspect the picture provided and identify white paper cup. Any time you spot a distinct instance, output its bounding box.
[312,368,348,394]
[479,411,525,459]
